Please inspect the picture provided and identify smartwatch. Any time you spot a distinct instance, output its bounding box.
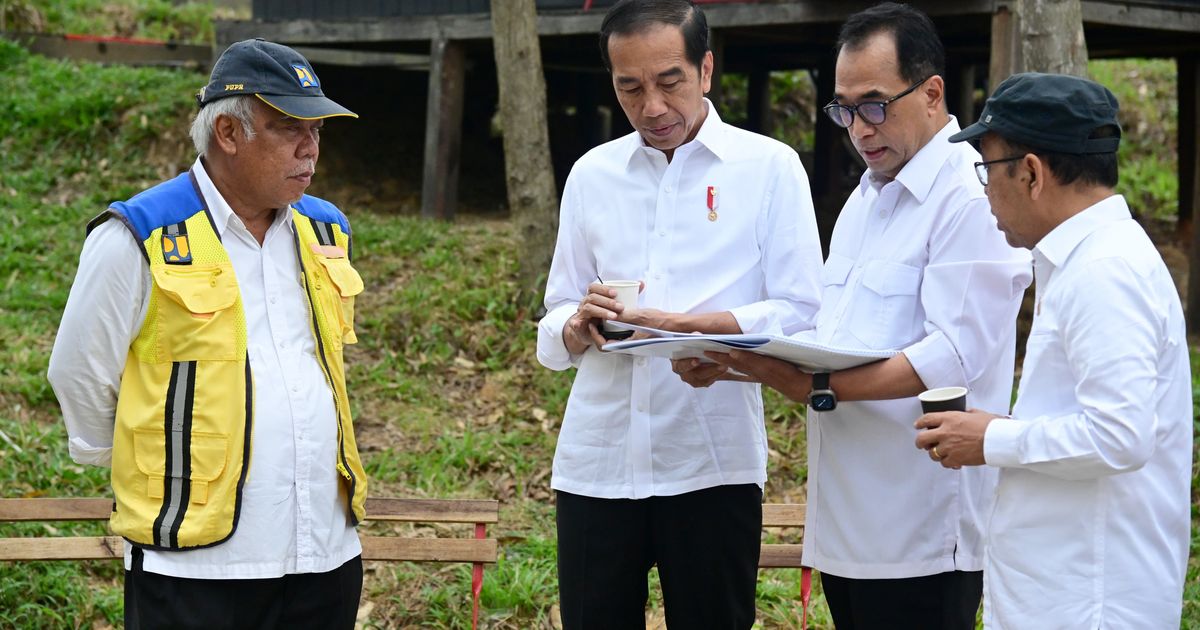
[808,372,837,412]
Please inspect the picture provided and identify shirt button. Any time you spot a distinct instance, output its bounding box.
[270,296,278,304]
[292,385,299,393]
[665,185,672,192]
[637,404,646,412]
[279,341,287,349]
[659,231,666,237]
[636,357,646,366]
[654,273,662,280]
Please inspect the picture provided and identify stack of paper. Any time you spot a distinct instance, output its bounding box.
[601,323,896,372]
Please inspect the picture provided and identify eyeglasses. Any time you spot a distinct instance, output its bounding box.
[822,75,933,128]
[973,156,1026,186]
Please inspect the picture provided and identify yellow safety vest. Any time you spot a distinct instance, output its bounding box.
[92,171,368,550]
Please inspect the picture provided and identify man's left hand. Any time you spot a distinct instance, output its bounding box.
[914,410,999,469]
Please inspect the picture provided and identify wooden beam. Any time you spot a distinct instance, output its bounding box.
[0,498,110,521]
[1081,0,1200,33]
[747,68,771,133]
[0,536,123,561]
[758,543,805,568]
[1180,55,1196,224]
[811,56,848,254]
[215,0,998,46]
[421,36,466,220]
[0,32,211,68]
[947,62,978,125]
[1184,56,1200,335]
[214,0,1200,50]
[364,497,499,523]
[762,503,806,528]
[989,2,1021,93]
[0,497,498,523]
[290,46,431,69]
[360,537,497,563]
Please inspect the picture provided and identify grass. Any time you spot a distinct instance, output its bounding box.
[0,32,1195,630]
[1,0,225,43]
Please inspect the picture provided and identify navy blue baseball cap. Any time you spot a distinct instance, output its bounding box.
[950,72,1119,154]
[197,38,357,120]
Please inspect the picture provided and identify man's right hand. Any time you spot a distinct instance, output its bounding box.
[562,282,625,355]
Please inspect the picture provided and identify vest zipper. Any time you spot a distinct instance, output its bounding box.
[293,227,359,522]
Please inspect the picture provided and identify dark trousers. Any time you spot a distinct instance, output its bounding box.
[556,484,763,630]
[820,570,983,630]
[125,548,363,630]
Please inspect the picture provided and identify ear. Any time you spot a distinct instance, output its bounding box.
[211,113,242,156]
[924,75,945,113]
[700,50,714,95]
[1025,153,1046,201]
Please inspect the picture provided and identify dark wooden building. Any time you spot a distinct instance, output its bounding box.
[217,0,1200,326]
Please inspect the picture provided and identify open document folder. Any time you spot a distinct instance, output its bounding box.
[601,322,897,372]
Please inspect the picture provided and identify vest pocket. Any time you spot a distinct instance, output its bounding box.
[151,263,240,361]
[134,429,229,505]
[313,255,364,344]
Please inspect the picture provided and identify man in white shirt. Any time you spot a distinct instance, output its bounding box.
[917,72,1192,629]
[48,40,368,628]
[681,4,1030,628]
[535,1,823,626]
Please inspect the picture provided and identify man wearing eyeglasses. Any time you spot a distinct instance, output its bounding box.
[675,3,1030,628]
[913,73,1191,629]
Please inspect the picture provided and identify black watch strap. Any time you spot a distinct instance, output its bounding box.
[813,372,831,390]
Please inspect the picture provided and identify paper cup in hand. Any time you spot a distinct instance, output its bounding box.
[918,387,967,413]
[600,280,639,332]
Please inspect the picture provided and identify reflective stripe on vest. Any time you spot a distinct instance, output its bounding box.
[101,170,368,549]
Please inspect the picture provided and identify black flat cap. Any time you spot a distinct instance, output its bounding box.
[950,72,1119,154]
[197,38,357,120]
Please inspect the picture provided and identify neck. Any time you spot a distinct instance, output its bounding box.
[913,112,950,155]
[201,155,277,245]
[1045,185,1115,226]
[661,99,709,164]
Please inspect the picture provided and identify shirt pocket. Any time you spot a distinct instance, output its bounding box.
[313,255,364,344]
[850,260,923,349]
[151,263,240,361]
[816,253,854,330]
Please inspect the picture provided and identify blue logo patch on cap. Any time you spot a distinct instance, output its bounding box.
[292,64,318,88]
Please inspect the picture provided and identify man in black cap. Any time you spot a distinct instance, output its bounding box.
[49,39,369,628]
[916,72,1192,628]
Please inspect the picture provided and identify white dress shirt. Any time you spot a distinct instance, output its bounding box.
[47,158,361,579]
[982,195,1191,629]
[801,118,1032,579]
[537,103,824,499]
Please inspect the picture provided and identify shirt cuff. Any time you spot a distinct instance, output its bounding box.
[728,303,782,336]
[68,437,113,467]
[537,304,583,370]
[903,330,967,390]
[983,417,1024,467]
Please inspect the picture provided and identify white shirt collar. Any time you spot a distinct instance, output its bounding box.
[859,116,961,202]
[622,98,730,168]
[191,157,295,238]
[1033,193,1130,269]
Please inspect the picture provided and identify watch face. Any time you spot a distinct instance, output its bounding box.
[810,394,836,412]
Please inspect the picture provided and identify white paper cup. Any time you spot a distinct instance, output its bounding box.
[918,386,968,413]
[600,280,639,332]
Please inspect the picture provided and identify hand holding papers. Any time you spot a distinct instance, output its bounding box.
[601,322,896,372]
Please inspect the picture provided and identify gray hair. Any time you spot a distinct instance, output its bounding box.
[189,95,257,156]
